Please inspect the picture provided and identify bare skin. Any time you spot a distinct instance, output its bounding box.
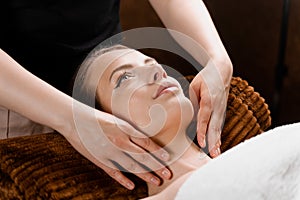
[86,47,212,198]
[0,49,172,190]
[1,0,232,190]
[150,0,233,157]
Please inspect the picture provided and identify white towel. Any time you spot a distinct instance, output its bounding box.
[176,123,300,200]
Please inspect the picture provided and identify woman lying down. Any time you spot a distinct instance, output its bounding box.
[74,44,300,200]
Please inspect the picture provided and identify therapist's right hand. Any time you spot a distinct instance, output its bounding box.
[63,104,172,190]
[0,48,171,190]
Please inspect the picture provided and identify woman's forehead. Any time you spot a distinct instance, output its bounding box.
[94,49,133,67]
[106,49,150,69]
[99,49,152,76]
[94,49,148,72]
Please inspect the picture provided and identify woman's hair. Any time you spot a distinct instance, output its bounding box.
[73,44,130,110]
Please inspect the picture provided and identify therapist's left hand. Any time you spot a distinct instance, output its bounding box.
[190,59,232,158]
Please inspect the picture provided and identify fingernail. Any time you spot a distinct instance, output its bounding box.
[215,149,219,156]
[162,169,171,179]
[151,177,160,185]
[161,152,169,161]
[126,182,134,190]
[202,140,206,147]
[199,141,203,147]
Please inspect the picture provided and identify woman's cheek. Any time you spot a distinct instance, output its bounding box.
[129,94,152,127]
[110,87,151,126]
[110,90,131,120]
[128,90,169,137]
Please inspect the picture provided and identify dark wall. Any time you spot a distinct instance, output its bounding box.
[120,0,300,126]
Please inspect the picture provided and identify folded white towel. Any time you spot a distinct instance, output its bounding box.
[176,123,300,200]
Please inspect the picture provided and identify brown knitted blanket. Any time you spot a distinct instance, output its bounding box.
[0,77,271,200]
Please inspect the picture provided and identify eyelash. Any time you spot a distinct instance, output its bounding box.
[114,62,157,88]
[115,71,133,88]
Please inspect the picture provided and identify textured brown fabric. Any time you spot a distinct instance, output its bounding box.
[0,134,147,200]
[221,77,271,151]
[0,77,271,200]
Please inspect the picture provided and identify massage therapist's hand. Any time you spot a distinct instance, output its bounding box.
[0,49,171,191]
[64,103,172,190]
[190,59,232,158]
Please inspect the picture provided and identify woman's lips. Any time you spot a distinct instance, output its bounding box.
[153,83,178,99]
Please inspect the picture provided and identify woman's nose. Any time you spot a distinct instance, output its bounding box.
[149,65,167,84]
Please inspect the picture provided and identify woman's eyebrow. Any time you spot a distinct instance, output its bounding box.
[109,64,134,81]
[109,58,156,81]
[144,58,156,64]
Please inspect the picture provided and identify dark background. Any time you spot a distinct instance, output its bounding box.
[120,0,300,127]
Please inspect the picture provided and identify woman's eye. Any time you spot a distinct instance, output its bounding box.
[115,72,133,88]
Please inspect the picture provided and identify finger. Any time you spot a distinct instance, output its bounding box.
[123,138,172,180]
[70,139,137,190]
[206,113,223,157]
[114,118,148,139]
[131,136,170,162]
[209,140,221,158]
[189,82,200,110]
[99,161,136,190]
[206,103,226,157]
[196,97,212,148]
[116,153,164,186]
[108,132,170,164]
[115,120,170,162]
[206,128,221,157]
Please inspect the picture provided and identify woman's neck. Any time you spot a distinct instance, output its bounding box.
[147,131,211,196]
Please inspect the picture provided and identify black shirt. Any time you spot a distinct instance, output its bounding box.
[1,0,121,93]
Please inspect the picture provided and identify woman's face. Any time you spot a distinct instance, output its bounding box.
[94,48,193,137]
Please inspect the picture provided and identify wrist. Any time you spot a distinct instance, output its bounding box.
[47,96,79,140]
[211,56,233,88]
[55,100,101,143]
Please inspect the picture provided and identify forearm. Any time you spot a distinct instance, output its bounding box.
[0,49,174,189]
[0,49,75,137]
[149,0,233,84]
